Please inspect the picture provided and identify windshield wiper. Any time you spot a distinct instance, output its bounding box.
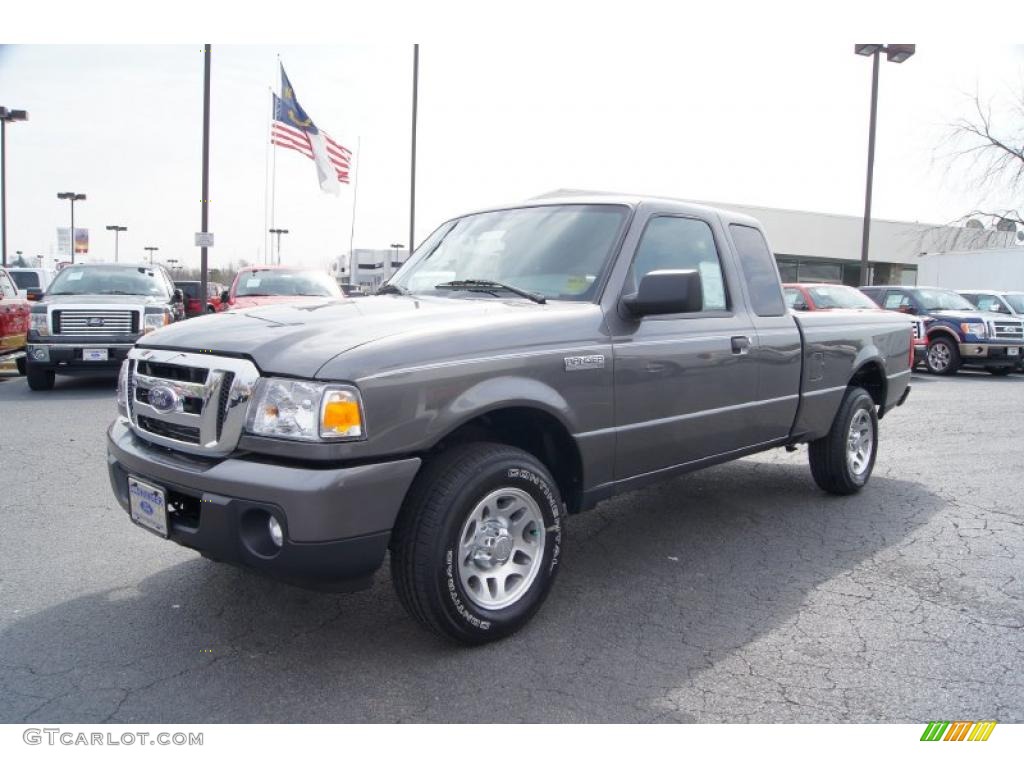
[377,282,408,295]
[434,279,546,304]
[100,290,143,295]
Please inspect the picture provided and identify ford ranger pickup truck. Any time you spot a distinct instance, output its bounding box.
[107,196,913,644]
[26,263,184,391]
[860,285,1024,376]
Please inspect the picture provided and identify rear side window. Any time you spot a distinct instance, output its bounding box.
[729,225,786,317]
[628,216,727,311]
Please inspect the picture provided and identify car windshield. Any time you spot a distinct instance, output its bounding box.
[390,204,629,301]
[914,289,976,311]
[1003,294,1024,314]
[10,271,40,289]
[807,285,878,310]
[235,269,342,297]
[47,265,169,297]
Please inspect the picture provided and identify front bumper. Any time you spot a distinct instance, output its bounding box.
[27,341,134,374]
[106,418,422,590]
[958,342,1022,367]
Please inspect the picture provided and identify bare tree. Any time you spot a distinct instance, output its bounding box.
[937,84,1024,249]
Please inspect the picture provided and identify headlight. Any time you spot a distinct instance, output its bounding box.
[30,313,49,336]
[117,359,130,416]
[246,378,365,441]
[960,322,987,338]
[143,310,171,334]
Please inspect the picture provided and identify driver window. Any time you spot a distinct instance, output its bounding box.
[883,291,911,311]
[976,296,1006,313]
[627,217,727,311]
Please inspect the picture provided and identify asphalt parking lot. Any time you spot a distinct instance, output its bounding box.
[0,365,1021,723]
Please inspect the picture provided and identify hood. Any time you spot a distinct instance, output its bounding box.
[922,309,1011,323]
[40,293,171,308]
[139,295,581,378]
[228,295,325,310]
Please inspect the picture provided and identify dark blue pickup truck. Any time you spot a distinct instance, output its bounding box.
[860,285,1024,376]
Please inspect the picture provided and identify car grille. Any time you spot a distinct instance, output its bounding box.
[126,349,259,457]
[912,320,924,340]
[989,320,1024,341]
[54,309,138,336]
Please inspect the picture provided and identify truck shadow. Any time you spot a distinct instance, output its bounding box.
[0,374,116,400]
[1,461,942,724]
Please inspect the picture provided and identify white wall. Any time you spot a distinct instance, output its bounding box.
[918,248,1024,291]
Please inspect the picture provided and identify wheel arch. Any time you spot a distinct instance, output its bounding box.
[849,358,887,414]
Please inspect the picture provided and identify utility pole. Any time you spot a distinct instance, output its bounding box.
[200,43,212,307]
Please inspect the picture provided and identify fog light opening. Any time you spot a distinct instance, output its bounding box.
[268,516,284,548]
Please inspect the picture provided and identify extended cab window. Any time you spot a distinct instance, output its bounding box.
[729,224,785,317]
[627,216,727,311]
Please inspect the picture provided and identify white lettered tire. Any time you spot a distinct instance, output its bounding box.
[390,442,564,645]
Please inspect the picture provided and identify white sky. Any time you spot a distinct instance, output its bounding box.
[1,39,1022,271]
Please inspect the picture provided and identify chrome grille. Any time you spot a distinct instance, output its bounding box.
[126,348,259,457]
[912,320,924,340]
[55,309,137,336]
[989,320,1024,341]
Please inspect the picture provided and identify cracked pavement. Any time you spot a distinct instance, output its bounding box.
[0,369,1021,723]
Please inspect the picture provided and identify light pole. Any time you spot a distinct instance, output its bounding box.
[166,258,179,273]
[57,191,86,264]
[106,224,127,263]
[144,246,159,265]
[854,44,916,286]
[1,106,29,268]
[387,242,405,283]
[269,228,288,265]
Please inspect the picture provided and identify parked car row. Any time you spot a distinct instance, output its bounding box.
[784,282,1024,377]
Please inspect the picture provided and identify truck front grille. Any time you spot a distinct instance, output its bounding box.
[989,320,1024,341]
[126,349,259,457]
[54,309,137,336]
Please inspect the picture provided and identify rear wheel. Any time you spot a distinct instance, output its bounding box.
[206,305,217,314]
[26,364,55,391]
[924,336,960,375]
[390,442,564,645]
[808,386,878,496]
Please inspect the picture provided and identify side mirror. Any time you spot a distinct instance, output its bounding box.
[622,270,703,317]
[220,290,231,305]
[26,289,44,301]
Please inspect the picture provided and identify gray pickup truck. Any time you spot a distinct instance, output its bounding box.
[106,196,912,644]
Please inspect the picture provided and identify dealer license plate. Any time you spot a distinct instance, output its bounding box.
[128,477,169,537]
[83,348,108,362]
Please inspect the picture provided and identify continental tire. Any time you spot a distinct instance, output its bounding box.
[390,442,564,645]
[808,386,878,496]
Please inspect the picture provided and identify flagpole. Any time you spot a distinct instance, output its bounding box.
[200,43,211,305]
[263,87,272,266]
[409,43,419,254]
[348,136,361,284]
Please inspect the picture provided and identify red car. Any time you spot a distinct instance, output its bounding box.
[783,283,882,312]
[175,281,226,318]
[222,266,343,310]
[0,266,30,375]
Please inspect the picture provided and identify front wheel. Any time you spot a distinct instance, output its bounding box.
[925,337,960,375]
[16,356,27,376]
[26,364,55,391]
[808,386,878,495]
[390,442,564,645]
[206,305,217,314]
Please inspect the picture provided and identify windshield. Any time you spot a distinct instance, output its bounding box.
[807,285,878,310]
[391,204,629,301]
[10,271,40,289]
[1003,294,1024,314]
[47,265,169,297]
[234,269,342,298]
[914,288,976,312]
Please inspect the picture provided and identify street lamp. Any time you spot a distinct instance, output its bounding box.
[1,106,29,268]
[105,224,127,263]
[854,44,916,286]
[57,191,87,264]
[387,242,405,282]
[144,245,159,265]
[269,228,289,265]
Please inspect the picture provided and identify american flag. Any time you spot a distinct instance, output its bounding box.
[271,120,352,184]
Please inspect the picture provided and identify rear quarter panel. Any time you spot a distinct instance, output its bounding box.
[792,309,912,440]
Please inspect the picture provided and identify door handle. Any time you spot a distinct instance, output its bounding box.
[731,336,751,355]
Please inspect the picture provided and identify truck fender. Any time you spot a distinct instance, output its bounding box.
[433,376,579,440]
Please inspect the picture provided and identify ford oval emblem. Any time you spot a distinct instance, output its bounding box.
[148,385,179,413]
[88,317,105,327]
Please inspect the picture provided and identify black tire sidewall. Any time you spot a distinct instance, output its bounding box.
[841,391,878,489]
[431,453,563,641]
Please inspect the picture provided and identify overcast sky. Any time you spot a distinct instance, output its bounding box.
[1,42,1022,271]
